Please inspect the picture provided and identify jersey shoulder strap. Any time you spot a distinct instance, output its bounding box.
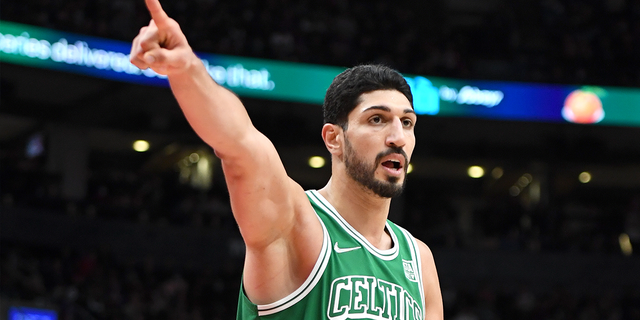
[388,220,427,313]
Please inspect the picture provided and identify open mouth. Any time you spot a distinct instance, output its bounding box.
[381,159,402,170]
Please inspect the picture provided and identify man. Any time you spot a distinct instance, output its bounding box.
[130,0,443,318]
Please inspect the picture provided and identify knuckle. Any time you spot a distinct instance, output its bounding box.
[152,54,165,64]
[130,56,144,65]
[139,40,155,51]
[131,61,148,70]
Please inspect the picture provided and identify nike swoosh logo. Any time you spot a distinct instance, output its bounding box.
[334,242,361,253]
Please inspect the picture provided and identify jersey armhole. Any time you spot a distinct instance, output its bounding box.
[253,212,331,316]
[399,226,426,314]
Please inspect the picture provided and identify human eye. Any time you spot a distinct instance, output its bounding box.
[402,118,414,128]
[369,115,383,124]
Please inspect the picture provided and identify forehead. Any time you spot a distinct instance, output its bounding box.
[352,90,413,114]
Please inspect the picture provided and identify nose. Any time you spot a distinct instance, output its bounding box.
[386,117,407,148]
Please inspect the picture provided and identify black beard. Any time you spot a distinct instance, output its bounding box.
[343,137,408,198]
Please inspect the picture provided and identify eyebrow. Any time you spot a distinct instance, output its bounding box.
[363,105,416,115]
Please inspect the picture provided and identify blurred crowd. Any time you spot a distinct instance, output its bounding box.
[2,0,640,87]
[1,157,236,228]
[2,121,640,318]
[403,186,640,254]
[1,242,241,320]
[3,241,640,320]
[2,152,639,256]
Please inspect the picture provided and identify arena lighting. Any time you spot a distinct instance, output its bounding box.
[579,171,592,183]
[517,173,533,188]
[467,166,484,178]
[189,152,200,163]
[407,163,413,174]
[619,233,633,256]
[491,167,504,179]
[132,140,149,152]
[308,156,325,168]
[509,173,533,196]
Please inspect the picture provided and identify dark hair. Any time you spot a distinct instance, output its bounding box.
[322,64,413,129]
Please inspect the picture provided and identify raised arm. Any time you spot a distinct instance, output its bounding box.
[130,0,323,304]
[130,0,252,155]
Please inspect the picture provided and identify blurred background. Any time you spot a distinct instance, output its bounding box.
[1,0,640,319]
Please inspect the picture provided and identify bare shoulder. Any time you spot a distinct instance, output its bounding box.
[415,239,435,262]
[415,239,440,291]
[415,239,444,320]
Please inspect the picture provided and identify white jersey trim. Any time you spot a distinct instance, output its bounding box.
[399,226,426,314]
[256,210,331,316]
[308,190,399,261]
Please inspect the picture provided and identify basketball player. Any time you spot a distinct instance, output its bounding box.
[130,0,443,318]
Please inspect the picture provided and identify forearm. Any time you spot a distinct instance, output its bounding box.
[167,53,256,158]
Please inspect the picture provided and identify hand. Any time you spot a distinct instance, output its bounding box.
[130,0,195,75]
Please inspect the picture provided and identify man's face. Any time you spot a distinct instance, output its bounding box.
[342,90,416,198]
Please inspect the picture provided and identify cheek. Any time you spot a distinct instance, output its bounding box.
[349,132,376,150]
[408,139,416,153]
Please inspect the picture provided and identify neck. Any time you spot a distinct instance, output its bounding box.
[318,176,393,250]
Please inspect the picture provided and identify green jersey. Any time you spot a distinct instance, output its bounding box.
[237,190,426,320]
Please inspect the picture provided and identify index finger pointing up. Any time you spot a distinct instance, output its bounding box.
[145,0,170,27]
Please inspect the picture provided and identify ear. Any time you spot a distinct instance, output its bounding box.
[321,123,343,157]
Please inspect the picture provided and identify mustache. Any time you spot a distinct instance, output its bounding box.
[375,146,408,167]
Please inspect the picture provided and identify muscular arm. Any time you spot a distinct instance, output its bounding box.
[168,57,309,250]
[130,0,323,304]
[418,240,444,320]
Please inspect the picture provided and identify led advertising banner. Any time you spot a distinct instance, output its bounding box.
[8,306,57,320]
[2,20,640,127]
[0,20,341,105]
[406,77,640,127]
